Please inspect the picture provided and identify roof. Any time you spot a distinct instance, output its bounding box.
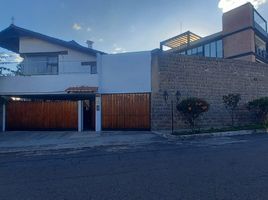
[165,31,223,53]
[160,31,202,49]
[65,86,98,94]
[0,24,105,56]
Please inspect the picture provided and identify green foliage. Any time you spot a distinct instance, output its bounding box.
[222,93,241,126]
[177,97,209,132]
[248,97,268,125]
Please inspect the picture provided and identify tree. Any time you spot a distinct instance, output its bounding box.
[248,97,268,127]
[177,98,209,132]
[222,93,241,127]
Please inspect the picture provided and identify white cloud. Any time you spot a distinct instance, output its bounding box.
[86,27,92,32]
[218,0,267,12]
[112,45,127,54]
[13,54,23,63]
[72,23,82,30]
[98,38,104,42]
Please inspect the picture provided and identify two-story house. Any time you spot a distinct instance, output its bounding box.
[0,25,152,132]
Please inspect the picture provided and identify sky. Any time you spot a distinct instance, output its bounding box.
[0,0,267,55]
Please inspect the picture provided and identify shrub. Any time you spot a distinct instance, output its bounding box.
[248,97,268,125]
[177,97,209,132]
[222,93,241,127]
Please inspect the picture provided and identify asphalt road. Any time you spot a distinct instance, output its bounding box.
[1,133,268,200]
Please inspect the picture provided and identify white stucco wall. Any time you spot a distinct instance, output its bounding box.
[19,37,96,74]
[98,51,151,93]
[0,38,152,95]
[0,74,98,95]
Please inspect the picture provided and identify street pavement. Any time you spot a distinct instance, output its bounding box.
[1,132,268,199]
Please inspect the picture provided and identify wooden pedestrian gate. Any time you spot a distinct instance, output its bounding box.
[6,101,78,131]
[101,93,150,130]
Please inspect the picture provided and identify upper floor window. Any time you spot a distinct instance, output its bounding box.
[22,55,58,75]
[255,35,267,60]
[204,40,223,58]
[254,10,267,36]
[81,61,97,74]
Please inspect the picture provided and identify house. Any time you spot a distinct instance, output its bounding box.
[160,3,268,64]
[0,3,268,133]
[0,25,152,132]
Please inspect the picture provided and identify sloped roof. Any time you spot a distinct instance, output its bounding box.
[0,24,105,55]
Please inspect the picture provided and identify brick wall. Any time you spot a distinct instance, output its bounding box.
[151,51,268,131]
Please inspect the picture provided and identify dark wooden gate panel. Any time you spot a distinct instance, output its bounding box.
[7,101,78,131]
[102,93,150,130]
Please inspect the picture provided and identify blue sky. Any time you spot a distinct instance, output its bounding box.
[0,0,267,54]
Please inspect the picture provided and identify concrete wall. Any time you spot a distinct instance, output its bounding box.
[0,74,98,95]
[151,52,268,131]
[20,37,96,74]
[98,51,152,94]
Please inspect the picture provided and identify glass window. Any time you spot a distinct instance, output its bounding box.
[192,48,197,55]
[180,51,186,55]
[197,46,203,56]
[90,64,97,74]
[205,44,210,57]
[254,10,267,34]
[216,40,223,58]
[187,49,191,55]
[22,55,58,75]
[210,42,216,57]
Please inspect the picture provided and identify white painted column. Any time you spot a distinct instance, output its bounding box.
[95,94,102,132]
[2,103,5,132]
[78,100,83,132]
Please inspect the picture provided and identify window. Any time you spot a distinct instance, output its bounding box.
[216,40,223,58]
[210,42,216,57]
[197,46,203,56]
[90,64,97,74]
[22,55,58,75]
[191,48,197,55]
[81,61,97,74]
[255,35,267,59]
[254,10,267,35]
[187,49,191,55]
[204,44,210,57]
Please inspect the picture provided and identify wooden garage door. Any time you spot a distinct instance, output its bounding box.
[102,93,150,130]
[7,101,78,131]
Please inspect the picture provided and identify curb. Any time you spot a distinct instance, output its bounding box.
[153,129,267,140]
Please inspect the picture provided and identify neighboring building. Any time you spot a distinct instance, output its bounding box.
[160,3,268,63]
[0,25,152,132]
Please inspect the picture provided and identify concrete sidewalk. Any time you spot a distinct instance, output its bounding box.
[0,131,165,154]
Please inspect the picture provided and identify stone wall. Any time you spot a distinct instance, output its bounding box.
[151,51,268,131]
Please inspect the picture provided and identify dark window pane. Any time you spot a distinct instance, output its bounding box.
[91,65,97,74]
[205,44,210,57]
[216,40,223,58]
[197,46,203,56]
[192,48,197,55]
[211,42,216,57]
[187,50,191,55]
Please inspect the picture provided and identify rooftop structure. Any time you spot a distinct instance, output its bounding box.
[160,3,268,64]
